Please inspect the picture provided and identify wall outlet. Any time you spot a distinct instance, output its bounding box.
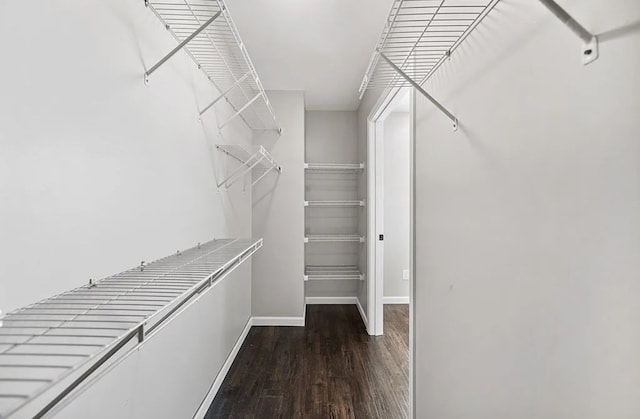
[402,269,409,281]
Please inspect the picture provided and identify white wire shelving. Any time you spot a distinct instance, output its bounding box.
[304,265,365,282]
[144,0,280,132]
[304,163,365,171]
[359,0,501,129]
[359,0,600,129]
[216,144,282,190]
[304,200,365,207]
[304,234,365,244]
[0,238,261,418]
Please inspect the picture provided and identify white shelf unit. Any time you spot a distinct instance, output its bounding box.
[144,0,279,131]
[304,159,365,292]
[215,144,281,190]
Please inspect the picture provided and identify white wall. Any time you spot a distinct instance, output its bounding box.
[252,91,305,319]
[383,112,410,300]
[0,1,255,416]
[413,1,640,418]
[0,0,252,314]
[19,264,252,419]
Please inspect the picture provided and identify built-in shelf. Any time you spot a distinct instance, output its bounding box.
[0,239,262,418]
[216,144,281,190]
[304,234,365,243]
[304,265,365,281]
[305,163,365,171]
[304,155,366,298]
[304,200,365,207]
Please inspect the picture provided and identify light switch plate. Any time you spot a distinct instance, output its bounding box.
[402,269,409,281]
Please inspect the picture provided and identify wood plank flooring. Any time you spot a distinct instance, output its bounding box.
[205,304,409,419]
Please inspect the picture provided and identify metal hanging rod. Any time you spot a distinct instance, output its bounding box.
[144,0,280,131]
[0,238,262,418]
[538,0,598,64]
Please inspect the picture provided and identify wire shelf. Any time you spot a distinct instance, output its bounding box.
[359,0,500,95]
[304,200,365,207]
[0,238,262,418]
[304,235,365,243]
[145,0,279,131]
[304,265,364,281]
[216,144,281,190]
[304,163,365,171]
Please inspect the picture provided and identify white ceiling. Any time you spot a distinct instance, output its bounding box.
[225,0,394,111]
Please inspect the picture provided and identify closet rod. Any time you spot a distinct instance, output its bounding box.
[379,52,458,130]
[144,11,221,82]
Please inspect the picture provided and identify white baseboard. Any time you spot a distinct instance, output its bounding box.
[251,316,305,327]
[193,317,253,418]
[356,298,368,330]
[305,296,358,305]
[192,309,306,418]
[383,296,409,304]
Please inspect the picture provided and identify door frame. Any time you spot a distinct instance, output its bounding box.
[366,87,412,337]
[366,86,415,417]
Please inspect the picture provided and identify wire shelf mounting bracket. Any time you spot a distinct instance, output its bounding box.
[379,52,458,131]
[216,144,282,190]
[538,0,598,65]
[144,11,222,84]
[199,71,252,118]
[144,0,280,132]
[358,0,503,131]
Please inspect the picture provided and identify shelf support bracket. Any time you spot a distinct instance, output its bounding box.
[144,11,222,83]
[379,52,458,131]
[218,92,263,130]
[538,0,598,65]
[199,71,253,117]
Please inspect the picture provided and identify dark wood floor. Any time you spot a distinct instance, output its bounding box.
[205,304,409,419]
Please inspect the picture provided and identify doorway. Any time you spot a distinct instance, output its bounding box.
[366,87,413,334]
[366,86,414,415]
